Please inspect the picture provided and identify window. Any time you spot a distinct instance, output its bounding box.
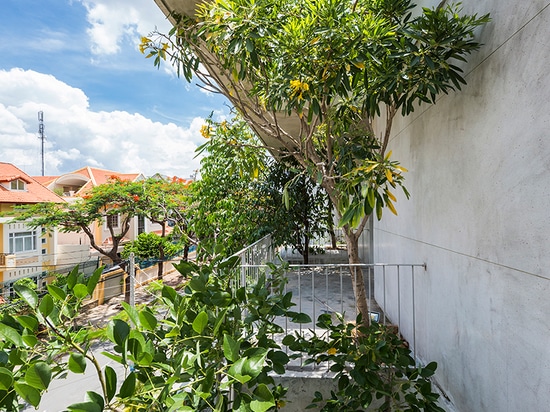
[137,215,145,234]
[9,231,37,253]
[10,179,25,191]
[106,214,120,228]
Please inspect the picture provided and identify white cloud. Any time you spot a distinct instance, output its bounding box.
[0,68,205,178]
[79,0,172,56]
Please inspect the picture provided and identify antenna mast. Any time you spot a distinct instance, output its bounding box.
[38,111,45,176]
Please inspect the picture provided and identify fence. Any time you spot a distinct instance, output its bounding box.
[235,263,425,367]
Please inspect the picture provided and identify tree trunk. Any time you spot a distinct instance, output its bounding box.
[157,222,166,280]
[157,247,164,280]
[343,226,370,327]
[303,234,310,265]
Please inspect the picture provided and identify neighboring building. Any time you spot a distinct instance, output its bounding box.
[38,166,164,265]
[0,163,65,296]
[154,1,549,411]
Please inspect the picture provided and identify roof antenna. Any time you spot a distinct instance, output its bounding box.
[38,111,45,176]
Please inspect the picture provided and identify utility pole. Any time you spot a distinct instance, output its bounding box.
[38,111,45,176]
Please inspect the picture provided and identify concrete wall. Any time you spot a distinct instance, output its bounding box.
[373,1,550,411]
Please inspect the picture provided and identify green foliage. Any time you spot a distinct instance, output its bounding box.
[192,114,334,262]
[190,115,273,257]
[8,176,192,266]
[260,157,331,263]
[0,266,104,411]
[122,232,182,262]
[0,259,446,411]
[142,0,489,230]
[285,314,445,411]
[141,0,489,324]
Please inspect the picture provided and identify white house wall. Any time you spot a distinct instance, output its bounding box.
[373,0,550,411]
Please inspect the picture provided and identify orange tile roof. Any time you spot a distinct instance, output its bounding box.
[32,175,58,185]
[34,166,144,197]
[0,163,65,204]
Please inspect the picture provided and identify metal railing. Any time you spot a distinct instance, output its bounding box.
[235,263,425,366]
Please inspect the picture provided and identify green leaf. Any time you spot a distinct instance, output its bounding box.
[289,312,312,324]
[227,358,251,384]
[118,372,136,398]
[173,261,197,277]
[189,276,207,292]
[282,186,290,210]
[107,319,130,346]
[22,331,38,347]
[85,391,104,411]
[66,266,79,289]
[121,301,140,327]
[250,384,275,412]
[242,351,267,379]
[139,310,158,331]
[104,365,117,401]
[14,382,41,407]
[0,367,14,390]
[192,311,208,334]
[47,284,67,301]
[15,315,38,332]
[0,323,24,347]
[367,187,376,208]
[73,283,89,299]
[223,334,240,362]
[38,294,54,318]
[68,352,87,374]
[211,291,232,307]
[86,269,102,295]
[13,284,38,308]
[25,361,52,390]
[67,401,102,412]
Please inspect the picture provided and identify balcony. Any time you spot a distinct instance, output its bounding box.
[0,253,16,268]
[233,235,425,361]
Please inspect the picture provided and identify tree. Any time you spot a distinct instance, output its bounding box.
[142,0,489,323]
[0,262,446,411]
[11,177,145,266]
[261,157,331,264]
[135,176,193,279]
[192,115,332,263]
[10,176,192,280]
[122,232,181,268]
[190,115,272,258]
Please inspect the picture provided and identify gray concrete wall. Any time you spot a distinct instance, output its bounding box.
[373,1,550,411]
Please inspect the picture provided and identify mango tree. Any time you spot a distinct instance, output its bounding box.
[143,0,489,322]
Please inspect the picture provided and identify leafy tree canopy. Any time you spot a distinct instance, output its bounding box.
[142,0,489,321]
[9,177,191,266]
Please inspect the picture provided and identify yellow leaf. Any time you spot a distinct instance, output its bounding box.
[386,199,398,216]
[395,165,408,172]
[384,150,392,161]
[327,347,337,355]
[353,62,365,69]
[364,163,378,173]
[386,190,396,202]
[385,169,393,184]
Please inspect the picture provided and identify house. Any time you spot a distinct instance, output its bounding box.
[153,1,549,411]
[38,166,168,266]
[0,162,65,296]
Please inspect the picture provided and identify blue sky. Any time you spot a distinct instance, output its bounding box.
[0,0,229,178]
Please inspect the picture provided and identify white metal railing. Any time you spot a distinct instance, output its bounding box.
[232,234,274,266]
[236,263,426,365]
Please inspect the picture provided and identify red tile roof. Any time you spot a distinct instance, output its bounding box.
[0,163,65,204]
